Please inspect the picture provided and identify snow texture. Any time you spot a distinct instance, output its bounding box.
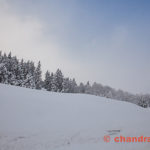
[0,83,150,150]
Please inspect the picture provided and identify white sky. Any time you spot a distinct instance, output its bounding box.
[0,0,150,94]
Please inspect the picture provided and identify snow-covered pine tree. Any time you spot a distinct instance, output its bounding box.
[44,70,53,91]
[85,81,91,94]
[0,52,9,84]
[69,78,77,93]
[78,82,85,93]
[51,73,57,92]
[62,77,70,93]
[34,61,42,89]
[23,61,36,88]
[9,56,18,85]
[91,82,101,96]
[0,51,4,83]
[28,61,36,89]
[7,52,15,85]
[52,69,64,92]
[0,62,8,83]
[16,59,26,86]
[138,95,149,108]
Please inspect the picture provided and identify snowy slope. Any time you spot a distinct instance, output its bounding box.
[0,83,150,150]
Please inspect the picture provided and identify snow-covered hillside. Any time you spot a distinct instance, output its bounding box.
[0,84,150,150]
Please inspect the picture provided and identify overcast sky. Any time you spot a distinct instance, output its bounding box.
[0,0,150,94]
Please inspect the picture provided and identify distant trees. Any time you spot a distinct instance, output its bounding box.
[137,94,150,108]
[0,51,150,108]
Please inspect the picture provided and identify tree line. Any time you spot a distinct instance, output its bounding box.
[0,51,150,108]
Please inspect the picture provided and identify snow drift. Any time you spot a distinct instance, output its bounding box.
[0,83,150,150]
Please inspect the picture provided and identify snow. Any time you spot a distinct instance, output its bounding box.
[0,83,150,150]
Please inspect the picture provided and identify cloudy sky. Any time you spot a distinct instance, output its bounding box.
[0,0,150,94]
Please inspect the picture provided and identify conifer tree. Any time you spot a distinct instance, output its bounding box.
[44,70,53,91]
[52,69,63,92]
[34,61,42,89]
